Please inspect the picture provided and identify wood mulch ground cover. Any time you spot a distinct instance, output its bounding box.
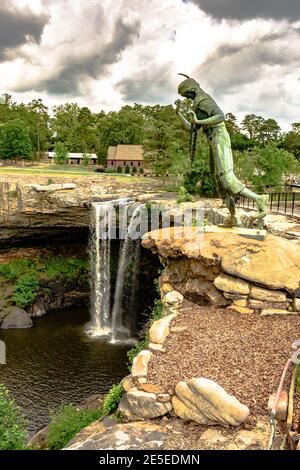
[148,300,300,429]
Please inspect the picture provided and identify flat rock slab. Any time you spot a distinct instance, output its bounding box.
[64,418,167,450]
[205,225,267,241]
[31,183,77,192]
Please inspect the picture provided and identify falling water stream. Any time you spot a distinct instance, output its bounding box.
[89,199,143,343]
[111,205,143,343]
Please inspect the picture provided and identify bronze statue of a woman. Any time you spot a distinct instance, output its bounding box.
[176,74,268,225]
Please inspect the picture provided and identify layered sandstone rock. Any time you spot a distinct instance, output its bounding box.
[149,314,177,344]
[142,227,300,314]
[172,378,249,427]
[119,389,172,419]
[64,418,167,450]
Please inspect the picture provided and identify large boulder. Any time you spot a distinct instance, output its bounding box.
[119,389,172,419]
[1,306,33,329]
[172,377,250,427]
[131,350,153,380]
[142,228,300,299]
[149,314,177,344]
[64,417,167,450]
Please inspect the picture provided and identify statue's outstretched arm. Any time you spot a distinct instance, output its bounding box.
[189,110,224,127]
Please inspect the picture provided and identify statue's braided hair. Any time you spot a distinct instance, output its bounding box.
[189,123,198,164]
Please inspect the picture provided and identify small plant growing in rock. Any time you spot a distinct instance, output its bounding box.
[0,384,27,450]
[102,384,124,416]
[12,276,39,308]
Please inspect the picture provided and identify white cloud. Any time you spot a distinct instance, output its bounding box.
[0,0,299,130]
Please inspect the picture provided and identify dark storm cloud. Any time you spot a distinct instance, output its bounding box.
[0,3,49,60]
[15,18,141,95]
[189,0,300,21]
[116,64,174,103]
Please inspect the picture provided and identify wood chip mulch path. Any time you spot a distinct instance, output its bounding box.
[147,300,300,428]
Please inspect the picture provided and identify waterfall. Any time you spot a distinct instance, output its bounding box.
[88,199,143,343]
[89,202,112,337]
[110,205,143,343]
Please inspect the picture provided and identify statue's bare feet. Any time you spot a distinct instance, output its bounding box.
[256,194,269,219]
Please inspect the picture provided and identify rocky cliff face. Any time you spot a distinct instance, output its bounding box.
[0,176,163,245]
[142,227,300,314]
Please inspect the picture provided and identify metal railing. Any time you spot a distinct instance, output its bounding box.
[237,192,300,217]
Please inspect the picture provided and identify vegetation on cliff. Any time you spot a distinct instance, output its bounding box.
[0,384,27,450]
[0,256,89,310]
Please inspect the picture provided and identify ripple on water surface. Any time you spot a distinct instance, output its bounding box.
[0,306,129,434]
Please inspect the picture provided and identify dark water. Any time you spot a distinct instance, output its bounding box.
[0,306,129,434]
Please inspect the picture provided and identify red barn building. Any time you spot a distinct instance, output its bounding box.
[106,145,143,172]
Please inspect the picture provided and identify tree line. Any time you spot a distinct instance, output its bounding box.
[0,93,299,192]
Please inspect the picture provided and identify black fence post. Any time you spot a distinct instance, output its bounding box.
[292,193,295,215]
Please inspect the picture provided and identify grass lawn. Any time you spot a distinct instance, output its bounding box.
[0,164,156,183]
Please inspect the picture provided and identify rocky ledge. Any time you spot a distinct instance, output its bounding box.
[142,227,300,314]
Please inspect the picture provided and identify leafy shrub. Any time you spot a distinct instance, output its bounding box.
[102,384,124,416]
[47,404,101,450]
[105,167,115,173]
[131,166,137,174]
[117,165,123,173]
[12,276,39,308]
[0,384,27,450]
[177,186,193,203]
[151,299,163,321]
[125,164,130,174]
[139,167,144,174]
[43,257,88,281]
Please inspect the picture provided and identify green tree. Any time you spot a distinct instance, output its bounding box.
[117,165,122,173]
[235,143,299,192]
[54,142,69,164]
[82,153,91,166]
[241,114,281,144]
[0,384,27,450]
[125,164,130,174]
[281,122,300,160]
[0,119,32,160]
[225,112,240,136]
[241,114,265,140]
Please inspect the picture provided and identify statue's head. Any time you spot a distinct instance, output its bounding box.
[178,74,199,100]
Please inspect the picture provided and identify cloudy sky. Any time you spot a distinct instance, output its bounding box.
[0,0,299,130]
